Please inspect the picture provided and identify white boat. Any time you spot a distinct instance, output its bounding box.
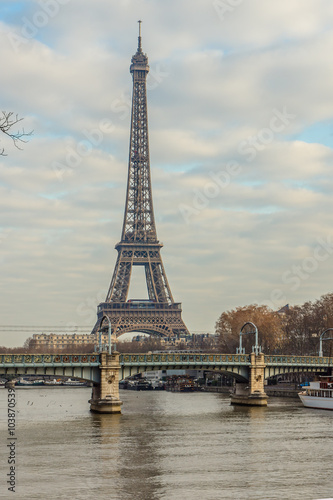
[298,375,333,410]
[44,379,62,385]
[63,378,86,386]
[16,378,44,386]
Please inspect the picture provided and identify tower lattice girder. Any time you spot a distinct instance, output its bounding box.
[92,24,189,339]
[106,243,173,305]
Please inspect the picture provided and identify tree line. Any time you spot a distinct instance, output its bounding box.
[2,293,333,355]
[216,292,333,356]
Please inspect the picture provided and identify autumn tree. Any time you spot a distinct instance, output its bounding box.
[216,293,333,356]
[215,304,285,354]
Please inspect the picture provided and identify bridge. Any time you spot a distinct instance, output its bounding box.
[0,351,332,412]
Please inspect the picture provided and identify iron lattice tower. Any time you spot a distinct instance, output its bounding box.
[92,23,189,338]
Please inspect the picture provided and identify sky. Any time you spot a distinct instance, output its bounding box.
[1,0,333,346]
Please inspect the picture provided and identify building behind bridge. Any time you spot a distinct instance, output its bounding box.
[31,332,110,350]
[29,332,219,351]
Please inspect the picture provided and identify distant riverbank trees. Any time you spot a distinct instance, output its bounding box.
[216,293,333,356]
[2,293,333,355]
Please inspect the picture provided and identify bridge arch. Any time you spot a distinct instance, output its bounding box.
[264,365,330,381]
[0,354,101,384]
[118,365,249,383]
[1,370,97,385]
[119,353,251,381]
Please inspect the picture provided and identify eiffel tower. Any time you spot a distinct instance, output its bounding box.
[92,22,189,339]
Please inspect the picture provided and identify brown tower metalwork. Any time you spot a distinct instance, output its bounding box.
[92,23,189,339]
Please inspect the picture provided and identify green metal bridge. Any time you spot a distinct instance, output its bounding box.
[0,353,332,384]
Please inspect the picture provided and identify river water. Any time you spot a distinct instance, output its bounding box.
[0,387,332,500]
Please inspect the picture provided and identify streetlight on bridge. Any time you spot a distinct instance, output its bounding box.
[96,315,112,355]
[236,322,262,355]
[319,328,333,357]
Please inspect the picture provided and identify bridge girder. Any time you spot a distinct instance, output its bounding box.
[0,366,100,384]
[120,361,250,381]
[265,365,329,379]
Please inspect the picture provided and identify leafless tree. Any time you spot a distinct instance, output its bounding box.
[0,111,32,155]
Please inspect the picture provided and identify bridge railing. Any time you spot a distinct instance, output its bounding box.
[0,353,332,368]
[0,354,100,366]
[119,353,251,365]
[264,355,333,366]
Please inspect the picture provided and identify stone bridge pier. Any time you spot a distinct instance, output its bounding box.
[230,352,268,406]
[89,352,123,413]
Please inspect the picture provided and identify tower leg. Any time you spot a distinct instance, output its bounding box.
[89,352,123,414]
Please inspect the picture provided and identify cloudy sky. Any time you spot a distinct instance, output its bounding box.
[1,0,333,346]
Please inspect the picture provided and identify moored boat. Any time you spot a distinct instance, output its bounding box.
[44,379,62,385]
[165,375,199,392]
[63,378,86,386]
[15,378,45,386]
[122,379,153,390]
[298,375,333,410]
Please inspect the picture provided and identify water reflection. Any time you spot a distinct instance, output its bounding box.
[88,396,164,500]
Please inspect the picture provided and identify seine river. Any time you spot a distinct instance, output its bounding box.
[0,387,332,500]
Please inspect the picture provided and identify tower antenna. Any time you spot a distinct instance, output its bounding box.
[138,20,142,51]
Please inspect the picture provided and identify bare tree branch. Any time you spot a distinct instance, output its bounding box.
[0,111,33,156]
